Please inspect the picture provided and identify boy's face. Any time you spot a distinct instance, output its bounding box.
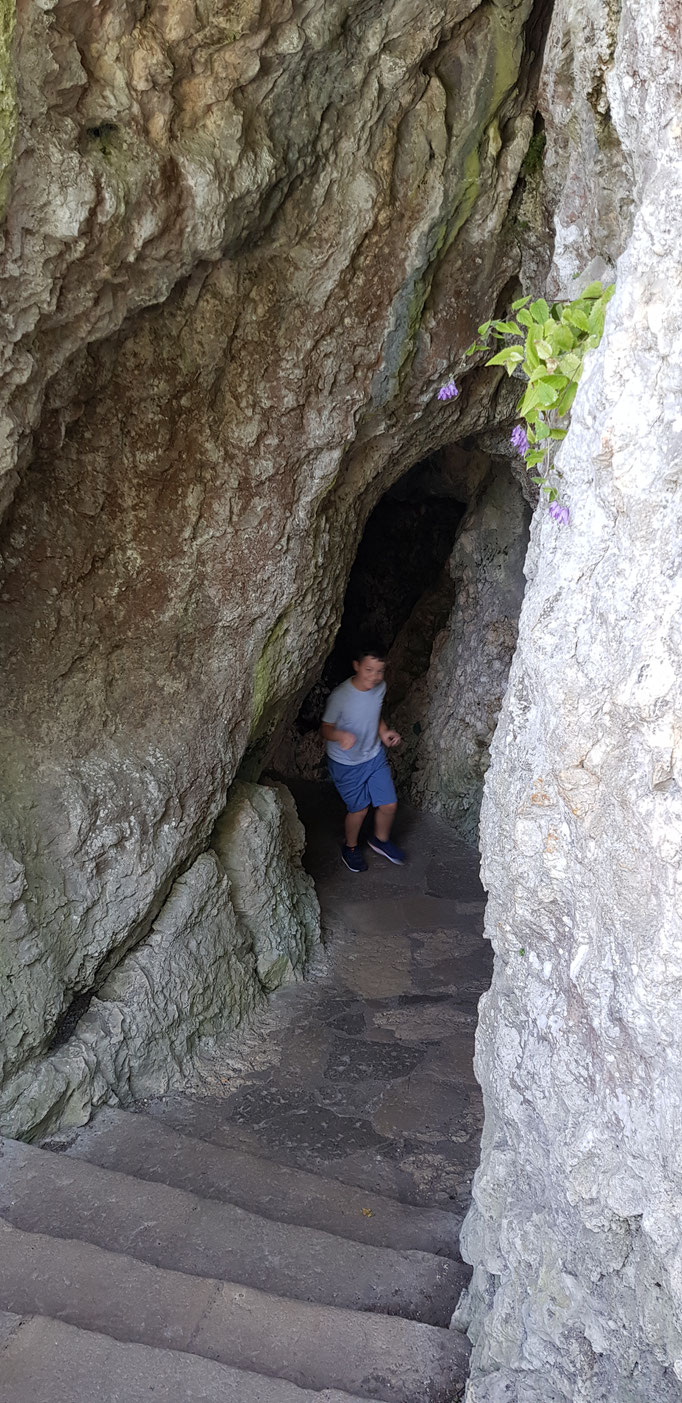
[352,654,385,690]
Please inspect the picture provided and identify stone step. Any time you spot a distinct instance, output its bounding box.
[62,1105,463,1257]
[142,1090,468,1211]
[0,1311,369,1403]
[0,1223,470,1403]
[0,1136,465,1325]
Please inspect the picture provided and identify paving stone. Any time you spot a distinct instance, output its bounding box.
[329,896,469,937]
[324,1038,424,1084]
[223,1085,391,1158]
[369,1002,463,1043]
[328,1008,368,1035]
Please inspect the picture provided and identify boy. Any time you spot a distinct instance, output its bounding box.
[321,641,405,872]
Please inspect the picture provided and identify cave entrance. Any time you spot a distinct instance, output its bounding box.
[319,484,464,698]
[273,442,531,847]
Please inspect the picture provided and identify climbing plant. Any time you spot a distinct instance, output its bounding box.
[438,280,615,524]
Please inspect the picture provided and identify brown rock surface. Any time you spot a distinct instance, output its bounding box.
[0,0,551,1131]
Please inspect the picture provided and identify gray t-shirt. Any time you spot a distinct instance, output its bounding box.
[322,678,385,766]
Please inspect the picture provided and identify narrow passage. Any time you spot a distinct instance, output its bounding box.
[0,787,491,1403]
[157,783,492,1217]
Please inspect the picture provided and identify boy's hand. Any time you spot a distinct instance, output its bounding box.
[383,730,401,748]
[338,730,357,751]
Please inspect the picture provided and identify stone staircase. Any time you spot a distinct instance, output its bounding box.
[0,791,488,1400]
[0,1107,469,1402]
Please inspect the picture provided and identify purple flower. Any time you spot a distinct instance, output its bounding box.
[548,502,570,525]
[510,424,529,456]
[437,379,458,402]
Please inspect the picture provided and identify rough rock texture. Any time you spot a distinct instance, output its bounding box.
[539,0,631,299]
[392,462,530,841]
[1,782,319,1139]
[460,1,682,1398]
[0,0,551,1131]
[212,781,320,991]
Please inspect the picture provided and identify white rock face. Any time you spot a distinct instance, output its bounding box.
[460,1,682,1397]
[0,782,319,1138]
[407,464,530,842]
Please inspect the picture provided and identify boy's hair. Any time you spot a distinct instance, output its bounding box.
[353,638,387,664]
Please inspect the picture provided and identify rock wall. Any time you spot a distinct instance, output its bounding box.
[0,0,553,1132]
[1,781,319,1140]
[396,462,530,842]
[459,1,682,1398]
[213,781,320,992]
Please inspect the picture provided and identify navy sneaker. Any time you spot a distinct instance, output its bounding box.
[341,844,368,873]
[368,836,406,865]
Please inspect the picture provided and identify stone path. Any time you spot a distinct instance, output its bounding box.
[0,782,491,1403]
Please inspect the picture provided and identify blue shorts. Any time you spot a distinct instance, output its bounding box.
[328,749,397,813]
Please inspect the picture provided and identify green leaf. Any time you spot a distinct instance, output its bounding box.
[555,380,578,416]
[558,352,582,377]
[588,303,605,336]
[516,308,534,329]
[582,280,605,298]
[530,475,546,485]
[528,363,548,383]
[477,320,492,337]
[563,307,590,332]
[525,450,546,467]
[603,283,616,302]
[492,320,521,335]
[519,384,541,415]
[486,346,524,368]
[553,323,575,352]
[548,487,558,502]
[465,343,478,356]
[523,338,539,372]
[530,297,550,323]
[535,421,551,441]
[542,327,565,357]
[512,295,531,310]
[543,373,569,390]
[550,427,568,440]
[534,338,554,360]
[534,380,560,407]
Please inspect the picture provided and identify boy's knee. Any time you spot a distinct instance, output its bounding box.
[378,801,397,813]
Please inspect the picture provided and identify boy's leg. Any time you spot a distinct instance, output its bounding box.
[345,806,369,848]
[366,753,405,863]
[328,758,371,852]
[373,802,397,842]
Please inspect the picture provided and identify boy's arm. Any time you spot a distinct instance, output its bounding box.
[321,721,356,751]
[379,714,401,748]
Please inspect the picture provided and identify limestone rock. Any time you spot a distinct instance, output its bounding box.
[212,781,320,991]
[460,1,682,1397]
[0,0,548,1125]
[395,463,530,842]
[539,0,632,300]
[0,783,320,1139]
